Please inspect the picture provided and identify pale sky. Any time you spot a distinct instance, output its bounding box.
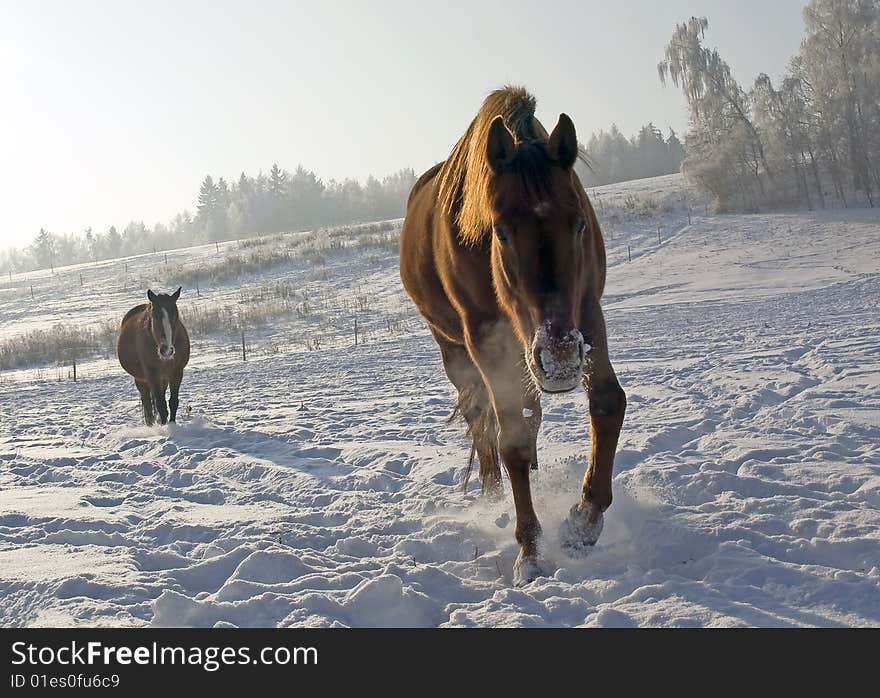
[0,0,807,248]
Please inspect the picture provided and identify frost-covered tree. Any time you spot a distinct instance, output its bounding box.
[661,6,879,210]
[84,227,97,262]
[753,72,823,208]
[799,0,879,205]
[659,16,770,209]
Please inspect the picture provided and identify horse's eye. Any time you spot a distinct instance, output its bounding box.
[576,220,586,236]
[495,227,509,244]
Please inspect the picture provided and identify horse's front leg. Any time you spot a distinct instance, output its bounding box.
[467,319,542,585]
[561,303,626,553]
[152,380,169,425]
[523,390,542,471]
[135,380,155,426]
[168,370,183,423]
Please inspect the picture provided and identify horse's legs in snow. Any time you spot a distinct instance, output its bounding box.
[466,318,542,584]
[434,332,502,495]
[561,301,626,551]
[135,379,155,426]
[150,377,169,425]
[169,369,183,423]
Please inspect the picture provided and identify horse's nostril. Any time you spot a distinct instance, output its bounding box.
[532,346,545,375]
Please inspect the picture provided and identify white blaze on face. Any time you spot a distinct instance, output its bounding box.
[159,308,174,359]
[533,201,552,218]
[162,309,172,345]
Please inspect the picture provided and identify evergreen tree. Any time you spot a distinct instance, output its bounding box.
[267,164,288,231]
[106,226,123,258]
[31,228,55,269]
[197,175,218,222]
[216,177,230,211]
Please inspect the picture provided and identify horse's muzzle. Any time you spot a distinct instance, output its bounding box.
[528,323,588,393]
[158,344,176,361]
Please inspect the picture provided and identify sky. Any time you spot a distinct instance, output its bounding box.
[0,0,808,249]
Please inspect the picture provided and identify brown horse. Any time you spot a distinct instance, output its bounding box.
[117,287,191,425]
[400,86,626,584]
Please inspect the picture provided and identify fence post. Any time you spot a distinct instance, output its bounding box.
[628,245,631,263]
[30,285,34,299]
[72,358,77,383]
[354,317,358,347]
[657,225,662,245]
[241,329,247,362]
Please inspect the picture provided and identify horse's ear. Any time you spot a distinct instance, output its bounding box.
[147,289,157,303]
[171,286,181,301]
[486,116,516,173]
[547,113,578,170]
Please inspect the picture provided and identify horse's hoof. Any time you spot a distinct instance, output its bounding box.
[559,504,604,557]
[513,552,545,586]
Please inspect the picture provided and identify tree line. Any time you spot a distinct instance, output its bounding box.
[6,121,688,274]
[1,166,417,274]
[576,123,685,187]
[659,0,880,211]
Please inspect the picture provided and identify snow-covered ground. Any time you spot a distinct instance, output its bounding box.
[1,174,878,627]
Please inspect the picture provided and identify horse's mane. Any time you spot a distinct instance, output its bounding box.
[437,86,553,245]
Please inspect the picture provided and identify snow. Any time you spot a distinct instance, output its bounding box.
[1,174,879,627]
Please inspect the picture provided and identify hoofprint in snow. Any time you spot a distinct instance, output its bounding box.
[1,174,878,627]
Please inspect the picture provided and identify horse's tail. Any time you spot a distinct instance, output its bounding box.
[448,386,500,493]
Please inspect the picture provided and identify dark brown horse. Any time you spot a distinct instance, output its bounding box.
[117,287,191,425]
[400,86,626,584]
